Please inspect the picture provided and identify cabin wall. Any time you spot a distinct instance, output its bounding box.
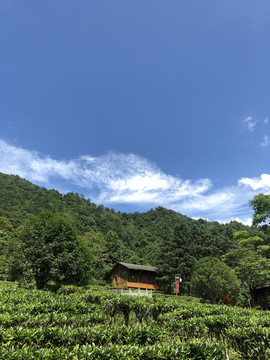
[128,270,156,285]
[112,265,161,290]
[112,264,128,287]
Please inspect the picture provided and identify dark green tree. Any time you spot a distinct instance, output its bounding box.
[0,217,14,280]
[222,248,270,304]
[14,211,92,289]
[250,193,270,227]
[222,227,270,305]
[105,230,125,267]
[0,230,13,280]
[233,230,264,250]
[249,194,270,250]
[0,216,13,232]
[82,231,109,282]
[190,257,241,303]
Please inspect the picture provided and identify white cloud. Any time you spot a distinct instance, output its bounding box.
[239,173,270,191]
[171,183,255,220]
[243,116,257,132]
[232,217,253,226]
[0,139,264,224]
[264,117,269,124]
[0,139,211,201]
[261,135,270,147]
[244,116,253,122]
[0,140,82,183]
[216,217,253,226]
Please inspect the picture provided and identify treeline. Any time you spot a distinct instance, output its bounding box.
[0,172,268,297]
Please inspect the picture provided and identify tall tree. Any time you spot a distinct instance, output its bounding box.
[250,193,270,227]
[222,249,270,305]
[190,257,241,303]
[12,211,92,289]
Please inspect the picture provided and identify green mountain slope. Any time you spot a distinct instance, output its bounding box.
[0,172,262,291]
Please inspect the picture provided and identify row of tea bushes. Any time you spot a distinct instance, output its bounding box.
[0,342,225,360]
[0,283,269,359]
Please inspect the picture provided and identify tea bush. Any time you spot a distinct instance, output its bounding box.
[0,283,269,359]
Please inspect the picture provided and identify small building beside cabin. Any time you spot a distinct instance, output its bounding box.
[254,285,270,310]
[109,262,161,290]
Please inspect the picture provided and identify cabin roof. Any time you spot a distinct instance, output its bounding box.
[110,262,157,274]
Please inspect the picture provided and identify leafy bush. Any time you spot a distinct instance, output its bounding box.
[227,326,270,360]
[0,284,269,359]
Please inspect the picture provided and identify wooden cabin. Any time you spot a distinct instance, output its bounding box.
[109,262,161,290]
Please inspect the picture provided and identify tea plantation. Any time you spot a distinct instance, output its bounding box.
[0,282,269,359]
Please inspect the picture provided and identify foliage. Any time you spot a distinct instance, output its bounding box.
[190,257,241,303]
[226,326,270,360]
[222,228,270,305]
[0,172,266,291]
[10,211,92,289]
[223,249,270,293]
[233,230,264,250]
[105,230,125,267]
[0,230,12,280]
[0,283,269,359]
[250,193,270,227]
[0,216,13,232]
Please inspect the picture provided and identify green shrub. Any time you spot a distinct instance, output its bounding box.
[0,283,269,360]
[227,326,270,360]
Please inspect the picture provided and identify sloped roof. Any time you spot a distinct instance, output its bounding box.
[112,262,157,273]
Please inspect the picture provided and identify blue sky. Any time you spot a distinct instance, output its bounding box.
[1,1,270,224]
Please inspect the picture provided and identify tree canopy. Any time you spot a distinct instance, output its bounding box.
[250,193,270,227]
[222,228,270,305]
[13,211,92,289]
[190,257,241,303]
[0,172,265,293]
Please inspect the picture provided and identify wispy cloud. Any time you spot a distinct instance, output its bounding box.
[243,116,257,132]
[0,139,267,224]
[242,116,270,148]
[0,138,210,203]
[261,135,270,147]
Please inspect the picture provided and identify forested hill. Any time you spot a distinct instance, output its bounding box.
[0,172,263,291]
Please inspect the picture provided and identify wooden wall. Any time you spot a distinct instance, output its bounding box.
[111,265,160,290]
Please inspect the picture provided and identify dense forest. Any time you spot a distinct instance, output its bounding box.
[0,172,269,301]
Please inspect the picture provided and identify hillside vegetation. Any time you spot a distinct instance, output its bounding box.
[0,283,269,359]
[0,172,269,300]
[0,173,270,359]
